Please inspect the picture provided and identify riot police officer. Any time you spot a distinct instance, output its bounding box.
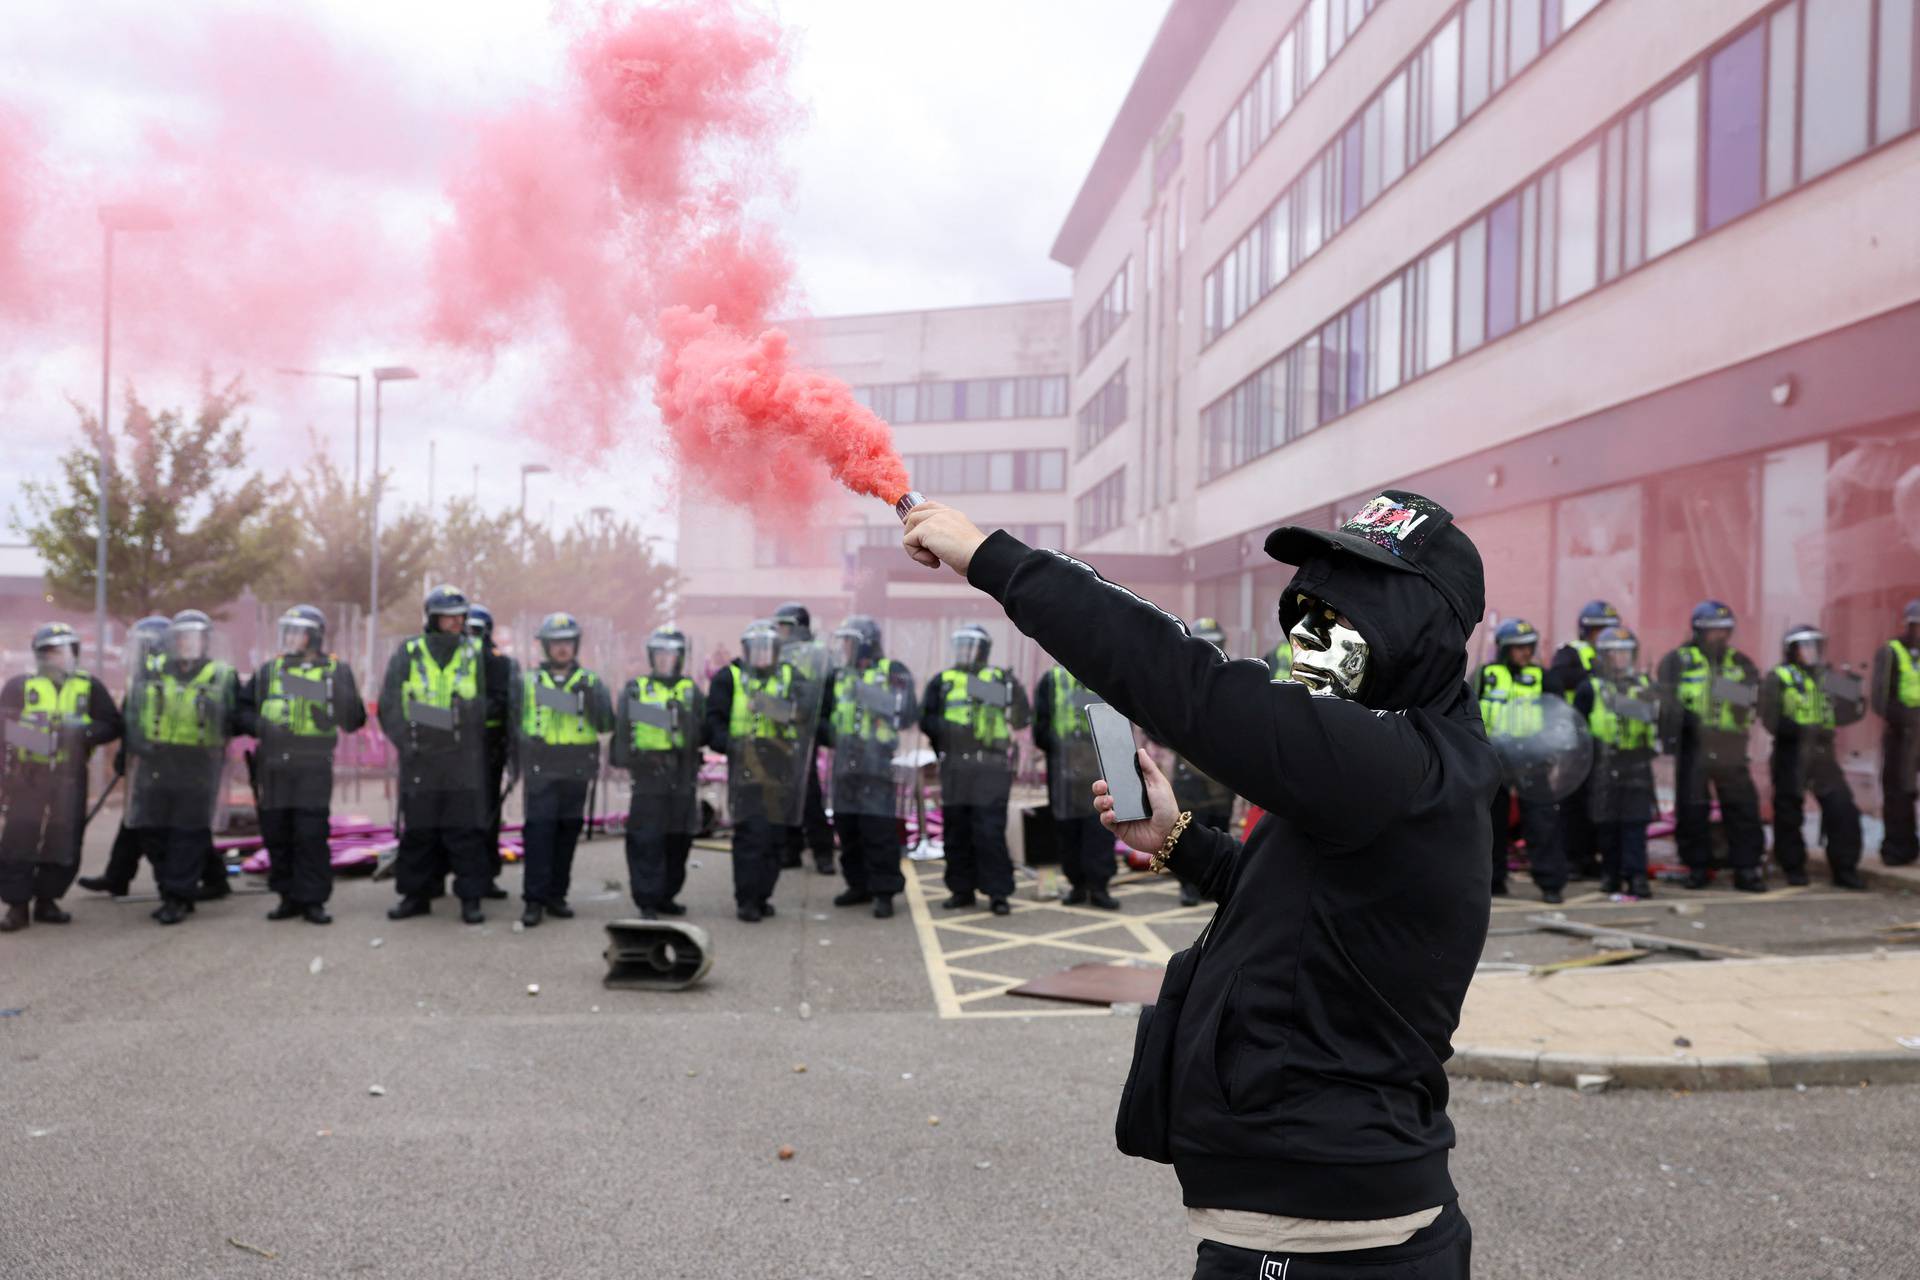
[612,627,705,919]
[128,610,241,925]
[0,623,123,931]
[1760,624,1865,889]
[1156,618,1238,907]
[379,585,501,924]
[1263,634,1293,681]
[514,611,613,927]
[1657,601,1766,891]
[467,603,516,900]
[1547,599,1623,879]
[920,622,1029,916]
[1572,626,1660,899]
[1871,599,1920,866]
[774,601,836,874]
[822,616,917,920]
[1033,661,1118,909]
[237,606,366,924]
[77,614,171,897]
[1478,618,1565,902]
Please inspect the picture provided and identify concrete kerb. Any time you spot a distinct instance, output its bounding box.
[1452,1046,1920,1091]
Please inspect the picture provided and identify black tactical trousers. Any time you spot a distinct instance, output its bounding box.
[837,812,905,898]
[261,807,333,905]
[786,760,835,868]
[941,799,1012,900]
[0,783,86,904]
[1674,742,1764,871]
[1053,816,1114,891]
[1491,783,1565,892]
[93,821,147,893]
[1559,779,1599,875]
[521,778,588,905]
[625,791,693,909]
[1596,820,1650,883]
[731,818,785,908]
[1883,720,1918,865]
[1772,744,1862,878]
[395,786,491,903]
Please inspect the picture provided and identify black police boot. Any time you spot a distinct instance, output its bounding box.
[461,899,485,925]
[1784,871,1810,886]
[1683,868,1713,890]
[543,900,575,919]
[1733,868,1768,893]
[990,898,1011,916]
[1179,884,1202,907]
[32,899,71,924]
[267,898,303,921]
[872,896,895,919]
[780,850,803,869]
[1063,886,1089,906]
[387,896,432,920]
[658,901,686,916]
[197,878,231,901]
[1088,889,1121,911]
[1540,889,1565,905]
[1833,869,1867,890]
[1598,876,1621,895]
[77,875,125,895]
[758,901,776,917]
[814,858,836,875]
[482,883,510,901]
[520,902,543,928]
[0,903,29,932]
[832,889,872,908]
[154,897,190,926]
[1629,876,1654,898]
[940,893,977,910]
[302,904,332,925]
[638,906,659,921]
[736,902,763,923]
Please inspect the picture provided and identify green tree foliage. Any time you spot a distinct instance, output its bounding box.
[256,443,436,617]
[12,376,294,622]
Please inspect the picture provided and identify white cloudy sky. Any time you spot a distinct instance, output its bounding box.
[0,0,1166,568]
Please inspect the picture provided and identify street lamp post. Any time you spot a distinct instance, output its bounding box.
[277,368,364,493]
[95,203,171,668]
[519,463,551,551]
[368,366,419,678]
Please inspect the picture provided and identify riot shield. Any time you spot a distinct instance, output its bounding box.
[778,639,831,829]
[252,661,345,813]
[936,671,1026,808]
[393,639,490,802]
[829,663,920,818]
[1492,696,1593,804]
[623,679,704,836]
[0,689,93,867]
[1048,680,1104,820]
[726,662,823,827]
[1169,754,1235,821]
[126,661,235,832]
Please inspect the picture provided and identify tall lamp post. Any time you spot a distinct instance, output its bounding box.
[95,202,171,667]
[276,368,364,493]
[519,463,551,550]
[368,366,419,679]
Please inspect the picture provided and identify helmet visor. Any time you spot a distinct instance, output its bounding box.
[170,625,208,661]
[951,632,989,669]
[278,619,318,656]
[1788,635,1825,667]
[35,642,76,675]
[742,631,778,670]
[833,629,861,669]
[648,638,686,680]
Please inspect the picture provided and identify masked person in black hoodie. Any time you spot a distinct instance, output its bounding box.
[904,491,1494,1280]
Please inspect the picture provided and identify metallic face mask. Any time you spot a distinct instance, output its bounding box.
[1286,594,1369,699]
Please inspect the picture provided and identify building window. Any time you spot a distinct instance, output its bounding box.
[1077,363,1128,455]
[1075,468,1127,542]
[1078,260,1131,369]
[1802,0,1874,179]
[1199,0,1616,349]
[1194,0,1920,486]
[1004,522,1066,549]
[853,374,1068,424]
[904,449,1067,494]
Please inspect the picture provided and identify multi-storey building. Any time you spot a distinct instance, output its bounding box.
[674,299,1075,684]
[1052,0,1920,723]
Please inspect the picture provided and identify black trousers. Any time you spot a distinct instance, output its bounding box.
[1596,819,1650,883]
[1192,1202,1470,1279]
[942,800,1012,900]
[1674,744,1764,871]
[786,758,835,868]
[522,778,589,905]
[837,812,904,898]
[0,784,86,905]
[1559,779,1598,874]
[137,787,218,902]
[1883,720,1918,865]
[95,821,147,893]
[1772,744,1862,877]
[395,786,491,902]
[1491,785,1565,892]
[261,807,333,905]
[1054,816,1114,891]
[482,743,509,881]
[626,829,693,909]
[731,818,785,907]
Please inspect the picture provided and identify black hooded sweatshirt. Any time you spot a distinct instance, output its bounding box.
[967,532,1497,1221]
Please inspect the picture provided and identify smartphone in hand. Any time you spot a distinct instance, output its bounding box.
[1085,702,1151,823]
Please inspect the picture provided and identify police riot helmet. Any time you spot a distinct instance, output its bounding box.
[1782,623,1826,668]
[1690,600,1736,633]
[277,604,326,656]
[1493,617,1540,660]
[950,623,992,670]
[31,622,81,672]
[773,601,812,644]
[536,611,582,663]
[646,627,688,680]
[1904,599,1920,629]
[1594,625,1639,677]
[130,614,171,664]
[741,619,779,672]
[467,603,495,642]
[168,609,212,661]
[423,584,471,626]
[1190,616,1226,648]
[1577,599,1621,635]
[833,615,883,667]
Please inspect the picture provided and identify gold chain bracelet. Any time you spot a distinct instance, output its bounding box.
[1148,810,1194,875]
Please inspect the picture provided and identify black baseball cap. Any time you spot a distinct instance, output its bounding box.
[1264,490,1485,634]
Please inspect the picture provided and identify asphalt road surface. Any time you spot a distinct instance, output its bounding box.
[2,832,1915,1279]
